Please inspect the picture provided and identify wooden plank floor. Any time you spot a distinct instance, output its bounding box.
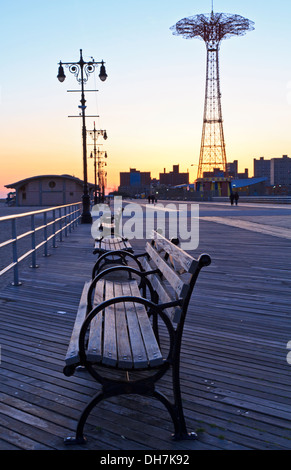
[1,207,291,450]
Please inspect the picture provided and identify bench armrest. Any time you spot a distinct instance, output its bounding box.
[92,250,143,278]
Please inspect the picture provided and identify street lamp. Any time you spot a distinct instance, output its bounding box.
[90,148,108,204]
[57,49,107,223]
[88,122,108,204]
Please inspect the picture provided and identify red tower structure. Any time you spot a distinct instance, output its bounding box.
[171,7,254,195]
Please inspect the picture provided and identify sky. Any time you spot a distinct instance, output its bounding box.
[1,0,291,196]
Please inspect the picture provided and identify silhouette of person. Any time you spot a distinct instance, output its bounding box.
[230,193,234,205]
[234,192,239,206]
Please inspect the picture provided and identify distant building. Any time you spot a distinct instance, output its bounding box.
[5,174,94,206]
[254,157,271,185]
[119,168,151,195]
[159,165,189,186]
[227,160,248,179]
[270,155,291,186]
[237,168,248,179]
[254,155,291,187]
[227,160,238,178]
[202,167,225,178]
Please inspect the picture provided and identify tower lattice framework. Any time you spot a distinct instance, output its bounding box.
[171,10,254,179]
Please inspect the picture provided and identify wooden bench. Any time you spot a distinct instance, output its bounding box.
[63,231,211,445]
[93,235,133,258]
[97,206,124,237]
[92,236,136,276]
[93,206,135,271]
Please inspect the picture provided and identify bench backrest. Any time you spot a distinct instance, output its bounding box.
[141,231,211,324]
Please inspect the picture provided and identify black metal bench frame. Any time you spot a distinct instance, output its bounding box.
[91,248,146,279]
[63,232,211,445]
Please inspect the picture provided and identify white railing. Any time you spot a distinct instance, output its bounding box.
[0,203,81,286]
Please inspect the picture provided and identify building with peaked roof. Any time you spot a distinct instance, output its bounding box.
[5,174,94,206]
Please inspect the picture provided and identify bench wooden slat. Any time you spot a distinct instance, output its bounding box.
[142,257,182,323]
[94,236,133,253]
[141,256,180,321]
[87,280,105,363]
[146,242,189,299]
[104,239,111,251]
[129,282,163,367]
[114,283,133,368]
[114,240,122,250]
[65,281,91,366]
[102,282,118,366]
[152,231,198,274]
[121,282,149,369]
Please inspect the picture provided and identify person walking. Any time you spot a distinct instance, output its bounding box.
[230,193,234,205]
[234,192,239,206]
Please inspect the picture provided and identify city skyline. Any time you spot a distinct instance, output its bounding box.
[118,153,291,185]
[1,0,291,197]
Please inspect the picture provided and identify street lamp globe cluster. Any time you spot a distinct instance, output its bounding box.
[57,58,107,83]
[57,49,108,224]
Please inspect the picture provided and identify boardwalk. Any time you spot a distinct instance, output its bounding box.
[0,201,291,450]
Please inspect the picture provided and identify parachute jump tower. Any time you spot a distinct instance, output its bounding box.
[171,6,254,194]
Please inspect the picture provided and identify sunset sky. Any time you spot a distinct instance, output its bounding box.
[1,0,291,197]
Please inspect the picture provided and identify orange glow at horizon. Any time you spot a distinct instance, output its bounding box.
[0,143,269,198]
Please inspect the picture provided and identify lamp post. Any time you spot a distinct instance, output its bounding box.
[90,146,108,204]
[88,122,108,204]
[57,49,107,223]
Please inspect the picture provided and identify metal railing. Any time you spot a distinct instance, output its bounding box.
[0,203,81,286]
[212,196,291,204]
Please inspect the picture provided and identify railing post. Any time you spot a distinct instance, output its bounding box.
[73,205,77,229]
[59,208,63,242]
[11,219,21,286]
[52,209,57,248]
[43,212,49,257]
[75,204,78,227]
[78,204,81,224]
[30,214,39,268]
[73,205,77,228]
[64,206,68,237]
[68,206,72,233]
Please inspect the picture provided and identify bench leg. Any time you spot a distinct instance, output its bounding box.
[170,362,197,440]
[64,391,105,445]
[64,367,196,444]
[153,389,197,441]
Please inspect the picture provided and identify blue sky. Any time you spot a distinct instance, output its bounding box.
[1,0,291,195]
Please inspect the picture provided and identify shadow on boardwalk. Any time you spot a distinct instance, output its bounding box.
[1,216,291,451]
